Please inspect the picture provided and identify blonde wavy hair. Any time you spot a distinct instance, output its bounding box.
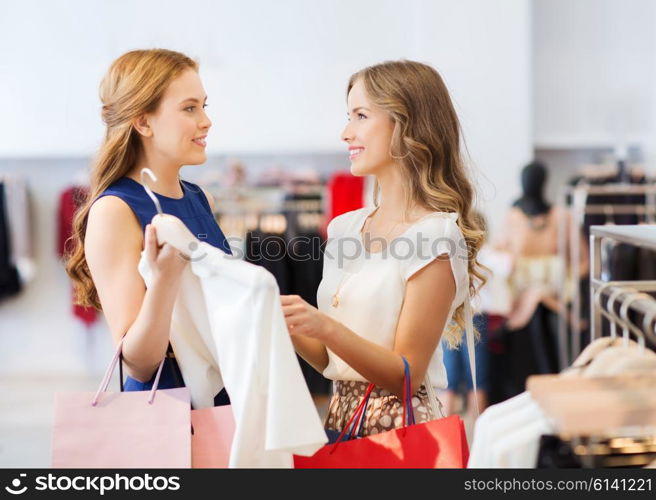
[66,49,198,310]
[349,60,486,347]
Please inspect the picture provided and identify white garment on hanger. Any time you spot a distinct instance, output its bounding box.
[468,392,545,468]
[493,413,555,468]
[468,392,533,466]
[138,242,327,468]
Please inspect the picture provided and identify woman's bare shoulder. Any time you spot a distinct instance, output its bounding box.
[86,195,142,250]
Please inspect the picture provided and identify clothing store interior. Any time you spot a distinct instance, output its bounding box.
[2,0,656,469]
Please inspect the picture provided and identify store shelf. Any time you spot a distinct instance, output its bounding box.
[590,225,656,251]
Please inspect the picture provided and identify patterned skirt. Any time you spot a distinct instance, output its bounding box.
[325,380,445,437]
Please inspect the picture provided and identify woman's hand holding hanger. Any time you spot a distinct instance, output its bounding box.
[144,223,188,285]
[280,295,336,341]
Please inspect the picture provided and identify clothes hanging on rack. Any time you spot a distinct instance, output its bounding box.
[567,174,650,278]
[577,181,656,351]
[0,174,35,299]
[475,254,656,467]
[284,192,332,395]
[0,182,21,300]
[536,433,656,468]
[535,435,582,468]
[469,392,552,467]
[244,192,331,395]
[327,172,364,220]
[558,180,656,368]
[567,171,649,233]
[245,229,293,293]
[3,175,34,285]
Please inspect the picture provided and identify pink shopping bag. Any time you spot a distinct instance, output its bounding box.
[52,338,192,468]
[191,405,235,468]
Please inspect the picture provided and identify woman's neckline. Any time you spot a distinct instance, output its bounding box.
[357,205,452,255]
[123,176,187,201]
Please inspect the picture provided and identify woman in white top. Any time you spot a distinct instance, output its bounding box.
[281,60,485,436]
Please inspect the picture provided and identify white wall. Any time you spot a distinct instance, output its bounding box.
[410,0,533,229]
[0,0,533,222]
[0,0,533,376]
[0,0,414,156]
[533,0,655,154]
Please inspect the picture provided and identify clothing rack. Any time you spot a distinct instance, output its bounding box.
[589,225,656,347]
[217,199,324,215]
[210,185,325,216]
[557,184,656,369]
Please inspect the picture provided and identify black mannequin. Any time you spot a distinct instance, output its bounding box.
[513,161,550,217]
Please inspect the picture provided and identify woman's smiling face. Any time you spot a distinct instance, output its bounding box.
[141,68,212,166]
[341,78,396,177]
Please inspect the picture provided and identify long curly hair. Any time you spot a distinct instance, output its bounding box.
[65,49,198,310]
[348,60,486,347]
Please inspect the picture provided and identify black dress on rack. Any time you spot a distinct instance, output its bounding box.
[0,182,21,300]
[283,193,331,395]
[244,193,331,395]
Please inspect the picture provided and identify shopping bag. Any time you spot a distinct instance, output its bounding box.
[294,358,469,468]
[52,338,192,468]
[191,405,235,468]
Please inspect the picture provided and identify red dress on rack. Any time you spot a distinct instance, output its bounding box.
[57,186,97,327]
[327,172,364,220]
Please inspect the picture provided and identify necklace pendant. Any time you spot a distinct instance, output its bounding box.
[331,294,340,308]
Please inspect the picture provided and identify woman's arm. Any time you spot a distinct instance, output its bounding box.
[85,196,187,382]
[283,321,329,373]
[282,256,456,398]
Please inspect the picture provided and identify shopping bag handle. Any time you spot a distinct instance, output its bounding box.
[92,337,166,407]
[331,356,415,449]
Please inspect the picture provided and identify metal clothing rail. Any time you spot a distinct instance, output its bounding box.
[210,184,326,216]
[589,225,656,348]
[216,198,324,215]
[557,184,656,369]
[589,280,656,339]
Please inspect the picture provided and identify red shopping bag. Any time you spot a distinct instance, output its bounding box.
[294,358,469,468]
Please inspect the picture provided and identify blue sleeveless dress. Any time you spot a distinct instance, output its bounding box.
[95,176,231,406]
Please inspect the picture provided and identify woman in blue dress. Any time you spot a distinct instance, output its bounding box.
[66,49,230,406]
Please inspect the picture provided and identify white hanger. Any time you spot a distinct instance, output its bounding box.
[140,168,199,258]
[642,305,656,345]
[606,286,630,339]
[565,282,627,372]
[618,291,649,350]
[528,288,656,435]
[584,289,656,377]
[602,290,656,375]
[593,282,627,340]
